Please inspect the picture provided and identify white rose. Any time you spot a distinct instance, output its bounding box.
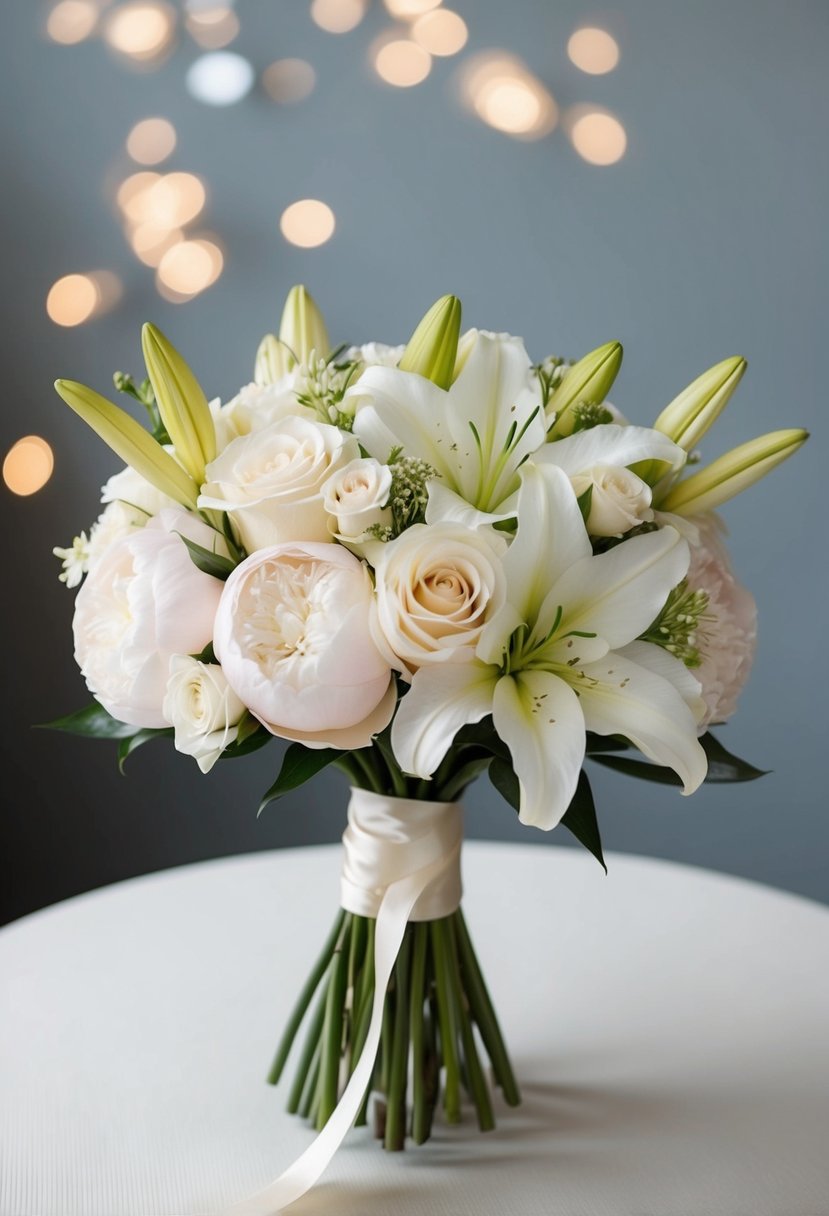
[72,508,227,729]
[322,457,392,540]
[100,463,178,517]
[214,541,395,749]
[163,656,246,773]
[373,522,506,675]
[211,377,317,452]
[198,416,359,554]
[570,464,654,536]
[86,501,146,571]
[344,342,406,368]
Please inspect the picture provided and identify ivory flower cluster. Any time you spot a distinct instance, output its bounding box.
[52,288,807,836]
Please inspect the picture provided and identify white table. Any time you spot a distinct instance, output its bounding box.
[2,841,828,1216]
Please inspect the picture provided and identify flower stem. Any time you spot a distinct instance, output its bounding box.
[455,908,521,1106]
[448,915,495,1131]
[286,984,328,1114]
[430,918,462,1123]
[317,914,351,1129]
[267,907,345,1086]
[409,923,430,1144]
[385,928,412,1150]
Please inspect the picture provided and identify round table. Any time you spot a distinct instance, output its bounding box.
[2,841,828,1216]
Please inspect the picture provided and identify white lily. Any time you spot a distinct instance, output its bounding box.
[351,330,546,527]
[391,462,708,829]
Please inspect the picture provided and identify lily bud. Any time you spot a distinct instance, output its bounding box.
[141,323,216,485]
[278,284,330,367]
[398,294,462,389]
[547,340,623,437]
[654,356,747,452]
[657,428,809,515]
[254,333,293,386]
[54,379,199,509]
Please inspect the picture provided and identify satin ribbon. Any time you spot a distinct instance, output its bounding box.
[223,789,463,1216]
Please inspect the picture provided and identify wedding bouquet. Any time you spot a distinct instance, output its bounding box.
[48,286,806,1205]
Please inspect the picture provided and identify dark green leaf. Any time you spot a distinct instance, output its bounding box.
[561,771,606,872]
[221,717,271,760]
[700,731,769,781]
[436,750,493,801]
[588,752,684,785]
[258,743,340,815]
[489,755,520,811]
[176,533,237,580]
[585,732,632,754]
[118,728,173,774]
[576,483,593,523]
[193,641,216,663]
[36,702,136,740]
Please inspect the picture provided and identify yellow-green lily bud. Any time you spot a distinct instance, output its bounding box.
[398,294,462,390]
[254,333,293,386]
[636,356,747,487]
[54,379,199,509]
[141,323,216,485]
[278,284,330,367]
[547,340,623,437]
[658,428,809,515]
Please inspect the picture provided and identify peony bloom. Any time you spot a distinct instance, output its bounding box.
[685,513,757,728]
[163,656,246,773]
[198,416,360,554]
[213,542,395,749]
[372,522,506,675]
[72,509,227,728]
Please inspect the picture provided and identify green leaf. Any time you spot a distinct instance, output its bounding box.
[588,730,769,786]
[488,755,520,810]
[699,731,769,781]
[220,713,271,760]
[176,533,237,580]
[436,750,493,802]
[258,743,340,815]
[36,702,136,740]
[118,728,173,774]
[585,731,632,754]
[576,483,593,523]
[193,641,216,664]
[560,771,606,872]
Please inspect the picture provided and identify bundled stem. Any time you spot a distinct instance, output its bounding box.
[269,905,520,1149]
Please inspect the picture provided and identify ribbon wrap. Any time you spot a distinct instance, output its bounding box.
[224,788,463,1216]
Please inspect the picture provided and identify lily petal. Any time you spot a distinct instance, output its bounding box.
[500,463,591,632]
[551,526,690,649]
[391,662,498,779]
[577,653,707,793]
[537,424,686,478]
[351,367,455,479]
[492,671,585,830]
[616,640,706,727]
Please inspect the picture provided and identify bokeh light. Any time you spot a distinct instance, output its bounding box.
[156,238,223,300]
[185,5,239,49]
[117,172,206,226]
[383,0,441,17]
[262,58,317,103]
[186,50,255,104]
[310,0,367,34]
[568,107,627,164]
[126,117,177,165]
[280,199,336,248]
[374,39,432,87]
[411,9,467,57]
[46,274,99,326]
[46,271,123,325]
[104,2,176,64]
[128,223,183,267]
[45,1,99,45]
[460,53,558,140]
[3,437,55,497]
[567,27,620,75]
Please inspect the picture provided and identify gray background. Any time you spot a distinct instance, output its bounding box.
[1,0,826,926]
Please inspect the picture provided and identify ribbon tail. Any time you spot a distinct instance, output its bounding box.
[223,843,459,1216]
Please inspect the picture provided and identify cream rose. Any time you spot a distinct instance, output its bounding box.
[372,522,506,674]
[322,457,392,540]
[72,509,227,729]
[213,541,395,749]
[210,376,317,452]
[198,416,359,554]
[570,464,654,536]
[163,656,246,773]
